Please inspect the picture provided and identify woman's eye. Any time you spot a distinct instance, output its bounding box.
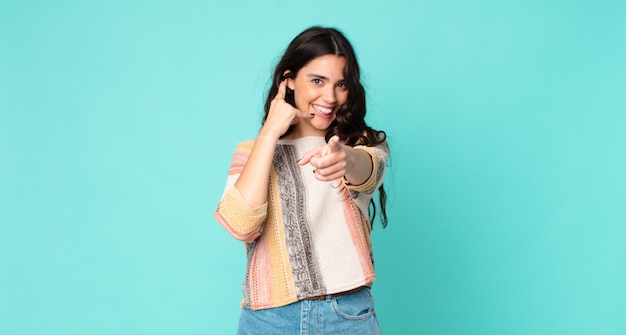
[337,82,347,90]
[312,78,322,85]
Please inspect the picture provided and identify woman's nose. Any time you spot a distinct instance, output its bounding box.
[322,86,337,103]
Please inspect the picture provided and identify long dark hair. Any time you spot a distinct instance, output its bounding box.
[263,26,389,228]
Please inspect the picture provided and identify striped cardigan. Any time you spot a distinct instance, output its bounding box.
[215,136,387,310]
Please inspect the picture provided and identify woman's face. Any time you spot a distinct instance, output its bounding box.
[287,54,348,137]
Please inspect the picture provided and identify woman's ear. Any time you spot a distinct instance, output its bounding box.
[283,70,295,90]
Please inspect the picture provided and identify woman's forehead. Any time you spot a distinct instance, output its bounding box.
[298,55,346,80]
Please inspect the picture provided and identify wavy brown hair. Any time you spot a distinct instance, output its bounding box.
[263,26,389,228]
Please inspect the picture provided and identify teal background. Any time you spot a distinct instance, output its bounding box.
[1,0,625,334]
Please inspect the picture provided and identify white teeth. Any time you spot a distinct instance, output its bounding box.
[313,105,332,114]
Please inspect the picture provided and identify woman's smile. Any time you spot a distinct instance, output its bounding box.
[311,104,334,118]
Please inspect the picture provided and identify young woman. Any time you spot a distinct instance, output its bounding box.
[215,26,389,335]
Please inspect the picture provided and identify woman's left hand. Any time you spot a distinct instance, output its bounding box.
[298,136,351,182]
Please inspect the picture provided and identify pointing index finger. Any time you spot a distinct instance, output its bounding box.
[321,135,340,156]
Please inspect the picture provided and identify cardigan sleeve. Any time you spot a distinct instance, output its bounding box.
[214,140,268,242]
[342,141,388,195]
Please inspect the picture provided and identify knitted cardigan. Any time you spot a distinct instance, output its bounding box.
[215,136,387,310]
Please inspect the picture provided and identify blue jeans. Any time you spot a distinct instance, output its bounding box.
[237,287,382,335]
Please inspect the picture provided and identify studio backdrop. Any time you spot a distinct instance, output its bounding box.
[1,0,625,334]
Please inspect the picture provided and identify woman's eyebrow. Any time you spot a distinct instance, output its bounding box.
[306,74,345,82]
[307,74,329,80]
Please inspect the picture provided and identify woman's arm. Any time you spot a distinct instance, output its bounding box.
[297,135,372,186]
[298,137,388,193]
[232,133,278,208]
[234,79,313,208]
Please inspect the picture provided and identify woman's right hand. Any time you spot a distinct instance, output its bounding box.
[261,79,312,139]
[234,79,311,208]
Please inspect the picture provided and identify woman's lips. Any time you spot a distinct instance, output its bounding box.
[312,104,333,118]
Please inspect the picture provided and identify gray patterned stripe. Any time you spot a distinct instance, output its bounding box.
[273,144,325,298]
[242,240,256,308]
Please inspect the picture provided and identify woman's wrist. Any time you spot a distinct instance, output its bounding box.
[343,146,372,186]
[257,126,281,142]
